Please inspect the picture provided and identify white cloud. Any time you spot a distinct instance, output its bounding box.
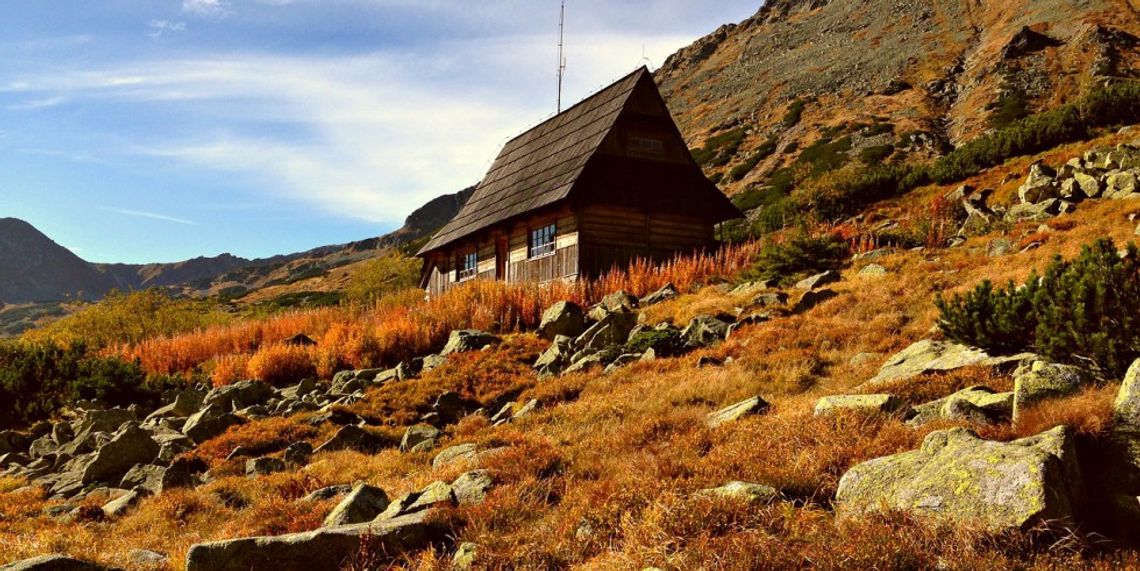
[183,0,230,17]
[7,95,64,111]
[148,20,187,39]
[109,208,198,225]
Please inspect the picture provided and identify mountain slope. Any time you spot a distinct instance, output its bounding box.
[0,218,118,303]
[655,0,1140,198]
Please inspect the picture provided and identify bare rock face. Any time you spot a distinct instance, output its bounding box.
[836,426,1084,532]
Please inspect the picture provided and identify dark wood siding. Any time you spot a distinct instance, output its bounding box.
[578,204,713,277]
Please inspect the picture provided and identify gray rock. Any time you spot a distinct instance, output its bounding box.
[283,442,313,467]
[814,394,903,417]
[452,542,480,570]
[907,386,1013,427]
[119,464,166,495]
[597,290,639,313]
[986,237,1016,257]
[204,381,273,411]
[1072,170,1103,198]
[858,264,887,277]
[681,314,732,347]
[1018,162,1059,204]
[184,511,445,571]
[74,408,135,435]
[302,484,354,502]
[182,405,243,444]
[795,270,840,291]
[836,426,1083,532]
[1107,171,1140,197]
[0,431,30,456]
[399,425,441,453]
[751,291,788,307]
[792,289,838,313]
[640,282,679,306]
[323,483,390,527]
[0,555,108,571]
[245,457,286,477]
[441,330,499,355]
[866,339,1034,387]
[102,488,143,518]
[697,481,780,504]
[575,311,637,352]
[1012,361,1088,419]
[537,301,586,340]
[432,443,478,470]
[129,550,168,566]
[706,396,770,428]
[313,425,385,455]
[1004,200,1062,223]
[534,335,573,377]
[82,425,159,485]
[1115,359,1140,432]
[451,469,495,505]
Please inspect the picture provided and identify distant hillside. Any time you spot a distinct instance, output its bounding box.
[655,0,1140,199]
[0,218,118,303]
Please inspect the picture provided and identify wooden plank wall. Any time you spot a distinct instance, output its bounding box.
[578,204,713,276]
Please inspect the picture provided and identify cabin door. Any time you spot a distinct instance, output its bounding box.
[495,235,508,280]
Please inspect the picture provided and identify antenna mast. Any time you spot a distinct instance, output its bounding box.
[557,1,566,113]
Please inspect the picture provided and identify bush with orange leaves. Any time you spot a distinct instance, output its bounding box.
[246,344,317,386]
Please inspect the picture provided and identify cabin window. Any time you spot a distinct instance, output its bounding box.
[457,250,478,281]
[528,224,556,259]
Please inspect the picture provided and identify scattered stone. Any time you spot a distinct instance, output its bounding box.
[102,488,142,518]
[204,380,273,412]
[302,485,354,503]
[119,464,166,496]
[441,330,499,355]
[451,470,495,505]
[858,264,887,277]
[82,425,159,485]
[182,405,243,445]
[282,442,313,467]
[706,396,770,428]
[697,481,780,504]
[597,290,640,313]
[399,425,442,453]
[323,483,390,527]
[1018,162,1059,204]
[681,314,732,347]
[0,555,108,571]
[986,237,1015,257]
[512,399,538,420]
[814,394,904,417]
[452,542,480,570]
[534,335,573,377]
[537,301,586,340]
[751,292,788,307]
[792,289,838,313]
[129,550,168,566]
[245,457,286,477]
[795,270,840,291]
[1115,359,1140,432]
[908,386,1013,427]
[1012,361,1088,419]
[866,339,1034,387]
[575,311,637,353]
[314,425,385,455]
[836,426,1083,532]
[640,282,679,306]
[432,443,478,470]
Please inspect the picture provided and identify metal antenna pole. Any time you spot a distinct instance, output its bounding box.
[557,0,566,113]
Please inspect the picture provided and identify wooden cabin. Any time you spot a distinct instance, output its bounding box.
[417,66,741,297]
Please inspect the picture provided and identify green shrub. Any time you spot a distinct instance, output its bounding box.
[729,136,779,182]
[937,239,1140,377]
[989,92,1029,129]
[783,99,807,127]
[859,144,895,164]
[795,136,852,176]
[742,233,850,285]
[691,127,748,168]
[0,341,161,428]
[625,329,687,358]
[344,252,422,306]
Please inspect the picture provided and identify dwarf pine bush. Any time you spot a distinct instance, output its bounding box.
[937,239,1140,377]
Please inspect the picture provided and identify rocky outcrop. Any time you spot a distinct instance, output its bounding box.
[537,301,586,341]
[441,330,499,356]
[836,426,1084,531]
[865,339,1034,387]
[323,484,390,527]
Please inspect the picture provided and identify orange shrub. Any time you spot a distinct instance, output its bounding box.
[210,353,251,387]
[246,344,317,386]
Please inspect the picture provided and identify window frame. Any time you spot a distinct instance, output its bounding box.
[528,223,557,260]
[457,250,478,281]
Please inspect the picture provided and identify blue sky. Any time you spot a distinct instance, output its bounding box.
[0,0,757,264]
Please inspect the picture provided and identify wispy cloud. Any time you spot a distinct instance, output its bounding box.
[110,208,198,226]
[148,20,187,39]
[183,0,230,17]
[8,95,64,111]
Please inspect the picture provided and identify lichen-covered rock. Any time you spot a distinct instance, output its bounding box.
[907,386,1013,427]
[537,301,586,340]
[399,425,441,453]
[795,270,840,290]
[697,481,780,504]
[313,425,385,454]
[452,542,480,570]
[184,511,444,571]
[814,394,903,417]
[1012,361,1089,419]
[640,282,679,306]
[451,469,495,505]
[182,405,243,444]
[534,335,573,377]
[1115,359,1140,432]
[706,396,770,428]
[441,330,499,355]
[82,424,159,485]
[432,443,478,470]
[0,555,109,571]
[836,426,1084,531]
[203,380,273,411]
[866,339,1034,387]
[1018,162,1059,204]
[597,290,639,313]
[323,483,390,527]
[102,488,142,518]
[574,311,637,352]
[681,314,733,347]
[245,457,286,477]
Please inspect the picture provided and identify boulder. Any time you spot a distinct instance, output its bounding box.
[836,426,1083,532]
[795,270,840,291]
[697,481,780,504]
[858,264,887,277]
[302,485,354,503]
[0,555,108,571]
[1012,361,1088,419]
[282,442,313,467]
[1072,170,1103,198]
[640,283,679,306]
[574,311,637,353]
[0,431,30,456]
[1115,359,1140,432]
[441,330,499,355]
[313,425,385,455]
[1107,171,1140,198]
[452,542,479,570]
[986,237,1016,257]
[184,511,445,571]
[182,405,243,444]
[537,301,586,340]
[751,292,788,308]
[82,425,159,485]
[129,550,168,566]
[681,314,733,347]
[432,443,478,470]
[706,396,770,428]
[399,425,442,453]
[323,483,390,527]
[245,457,286,477]
[119,464,167,495]
[534,335,574,377]
[432,391,472,425]
[1004,200,1063,223]
[792,289,838,313]
[865,339,1034,387]
[814,394,903,417]
[1018,162,1059,204]
[451,469,495,505]
[204,381,273,411]
[163,457,207,491]
[102,488,143,518]
[907,386,1013,427]
[597,290,639,313]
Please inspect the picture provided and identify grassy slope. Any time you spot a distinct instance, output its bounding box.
[3,133,1140,568]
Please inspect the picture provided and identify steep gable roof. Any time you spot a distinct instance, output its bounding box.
[418,66,737,255]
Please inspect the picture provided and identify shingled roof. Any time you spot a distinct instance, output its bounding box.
[418,66,735,255]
